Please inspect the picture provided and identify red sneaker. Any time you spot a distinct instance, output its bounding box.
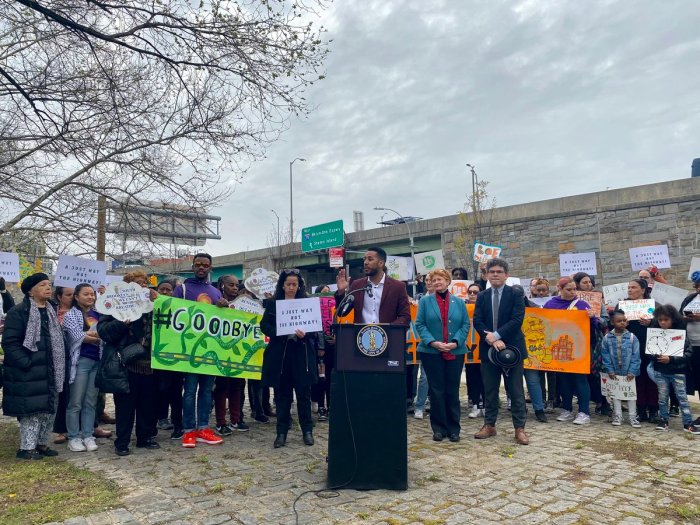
[196,428,223,445]
[182,431,197,448]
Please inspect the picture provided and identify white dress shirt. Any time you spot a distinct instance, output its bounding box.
[361,273,385,324]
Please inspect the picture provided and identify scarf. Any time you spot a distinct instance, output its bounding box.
[23,298,65,392]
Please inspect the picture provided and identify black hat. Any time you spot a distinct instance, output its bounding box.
[21,272,50,295]
[488,344,522,369]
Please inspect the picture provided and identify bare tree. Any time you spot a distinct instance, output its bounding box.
[0,0,329,256]
[266,223,299,271]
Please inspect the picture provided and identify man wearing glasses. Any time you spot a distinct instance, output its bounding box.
[173,253,229,449]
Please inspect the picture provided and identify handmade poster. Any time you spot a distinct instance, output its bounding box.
[473,242,502,263]
[54,255,107,289]
[275,297,322,336]
[683,296,700,314]
[688,257,700,281]
[329,248,344,268]
[414,249,445,275]
[230,295,264,315]
[244,268,279,298]
[151,295,265,379]
[600,375,637,400]
[645,328,686,357]
[448,280,473,300]
[576,291,603,317]
[602,282,629,308]
[406,302,419,365]
[559,252,597,276]
[530,297,550,307]
[650,282,690,310]
[486,276,523,289]
[628,245,671,271]
[464,303,481,364]
[104,275,124,286]
[95,281,153,322]
[0,252,21,282]
[319,296,336,336]
[522,308,590,374]
[386,255,414,281]
[618,299,656,321]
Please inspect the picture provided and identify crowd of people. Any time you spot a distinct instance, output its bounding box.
[1,248,700,460]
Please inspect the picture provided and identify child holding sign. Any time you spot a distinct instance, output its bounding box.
[647,306,699,434]
[600,310,641,428]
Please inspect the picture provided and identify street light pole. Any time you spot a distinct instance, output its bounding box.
[271,209,280,258]
[289,157,306,243]
[373,206,416,297]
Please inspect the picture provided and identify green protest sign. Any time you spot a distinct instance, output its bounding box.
[151,295,265,379]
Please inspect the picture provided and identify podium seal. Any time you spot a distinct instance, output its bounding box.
[357,325,389,357]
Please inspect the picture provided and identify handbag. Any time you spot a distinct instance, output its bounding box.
[120,342,148,364]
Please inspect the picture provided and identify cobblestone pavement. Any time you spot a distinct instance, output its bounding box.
[14,395,700,525]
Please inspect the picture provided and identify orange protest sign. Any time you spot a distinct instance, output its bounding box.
[576,291,603,317]
[522,308,590,373]
[464,303,481,364]
[406,303,419,364]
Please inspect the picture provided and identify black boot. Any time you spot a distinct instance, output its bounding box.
[638,406,649,422]
[303,431,314,446]
[273,434,287,448]
[648,407,659,425]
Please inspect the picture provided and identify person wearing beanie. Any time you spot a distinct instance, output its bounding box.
[2,273,66,459]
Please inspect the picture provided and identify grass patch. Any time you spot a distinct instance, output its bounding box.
[194,454,210,464]
[681,475,698,485]
[233,474,253,495]
[581,436,668,465]
[427,474,441,482]
[208,482,224,494]
[574,442,585,450]
[500,446,517,458]
[356,512,369,520]
[0,422,119,525]
[671,503,700,520]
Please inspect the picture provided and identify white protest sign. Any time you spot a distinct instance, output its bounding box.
[94,281,153,322]
[688,257,700,281]
[414,250,445,275]
[559,252,597,276]
[448,280,473,300]
[54,255,108,289]
[386,256,414,281]
[104,275,124,287]
[230,295,264,316]
[0,252,21,282]
[646,328,686,357]
[530,297,550,307]
[650,282,690,310]
[629,245,671,271]
[602,282,629,308]
[486,277,523,289]
[244,268,279,299]
[275,297,322,336]
[601,375,637,400]
[683,296,700,314]
[618,299,656,321]
[473,242,502,263]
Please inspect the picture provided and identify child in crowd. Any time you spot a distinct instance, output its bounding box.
[600,310,641,428]
[647,305,700,434]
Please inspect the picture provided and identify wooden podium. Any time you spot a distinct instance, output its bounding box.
[327,323,408,490]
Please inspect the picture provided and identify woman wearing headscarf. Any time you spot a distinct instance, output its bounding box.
[2,273,65,459]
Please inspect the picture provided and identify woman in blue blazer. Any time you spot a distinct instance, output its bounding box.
[416,269,470,442]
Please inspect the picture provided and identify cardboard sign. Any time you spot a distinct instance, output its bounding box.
[414,249,445,275]
[688,257,700,281]
[618,299,656,321]
[576,291,603,317]
[329,248,344,268]
[601,375,637,400]
[95,281,153,322]
[386,256,414,281]
[473,242,502,263]
[629,245,671,271]
[230,295,264,315]
[244,268,279,299]
[54,255,107,289]
[151,295,264,379]
[275,297,322,336]
[683,296,700,314]
[650,282,690,310]
[646,328,686,357]
[602,282,629,308]
[559,252,597,276]
[448,280,473,300]
[0,252,21,282]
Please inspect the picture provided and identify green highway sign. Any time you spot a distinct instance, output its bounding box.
[301,220,344,253]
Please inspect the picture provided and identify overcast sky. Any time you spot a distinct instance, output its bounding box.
[205,0,700,256]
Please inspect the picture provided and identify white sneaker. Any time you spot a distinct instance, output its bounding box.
[68,438,86,452]
[630,416,642,428]
[556,410,574,422]
[414,409,424,419]
[572,413,590,425]
[611,414,623,426]
[468,404,479,419]
[83,437,98,451]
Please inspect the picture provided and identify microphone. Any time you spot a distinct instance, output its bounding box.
[338,294,355,317]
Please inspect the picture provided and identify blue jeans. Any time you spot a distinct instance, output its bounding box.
[559,373,591,415]
[183,373,215,431]
[524,369,545,411]
[414,363,429,410]
[648,364,694,425]
[66,356,99,440]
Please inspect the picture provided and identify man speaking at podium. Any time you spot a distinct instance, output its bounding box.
[335,247,411,326]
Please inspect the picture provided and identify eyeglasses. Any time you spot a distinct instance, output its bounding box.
[467,290,479,295]
[282,269,300,275]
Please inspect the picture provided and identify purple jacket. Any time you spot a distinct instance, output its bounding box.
[543,295,599,330]
[173,278,222,304]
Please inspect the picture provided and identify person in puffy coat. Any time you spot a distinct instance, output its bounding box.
[2,273,65,460]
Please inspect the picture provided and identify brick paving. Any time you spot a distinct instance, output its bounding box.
[9,394,700,525]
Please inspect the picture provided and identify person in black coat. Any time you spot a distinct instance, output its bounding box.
[2,273,65,460]
[260,269,319,448]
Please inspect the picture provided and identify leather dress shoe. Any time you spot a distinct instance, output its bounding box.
[100,412,116,424]
[432,432,444,441]
[303,431,314,446]
[273,434,287,448]
[115,446,130,456]
[93,427,112,438]
[535,410,548,423]
[448,433,460,442]
[474,424,497,439]
[515,427,529,445]
[136,439,161,449]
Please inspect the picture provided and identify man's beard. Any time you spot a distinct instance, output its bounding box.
[364,267,378,277]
